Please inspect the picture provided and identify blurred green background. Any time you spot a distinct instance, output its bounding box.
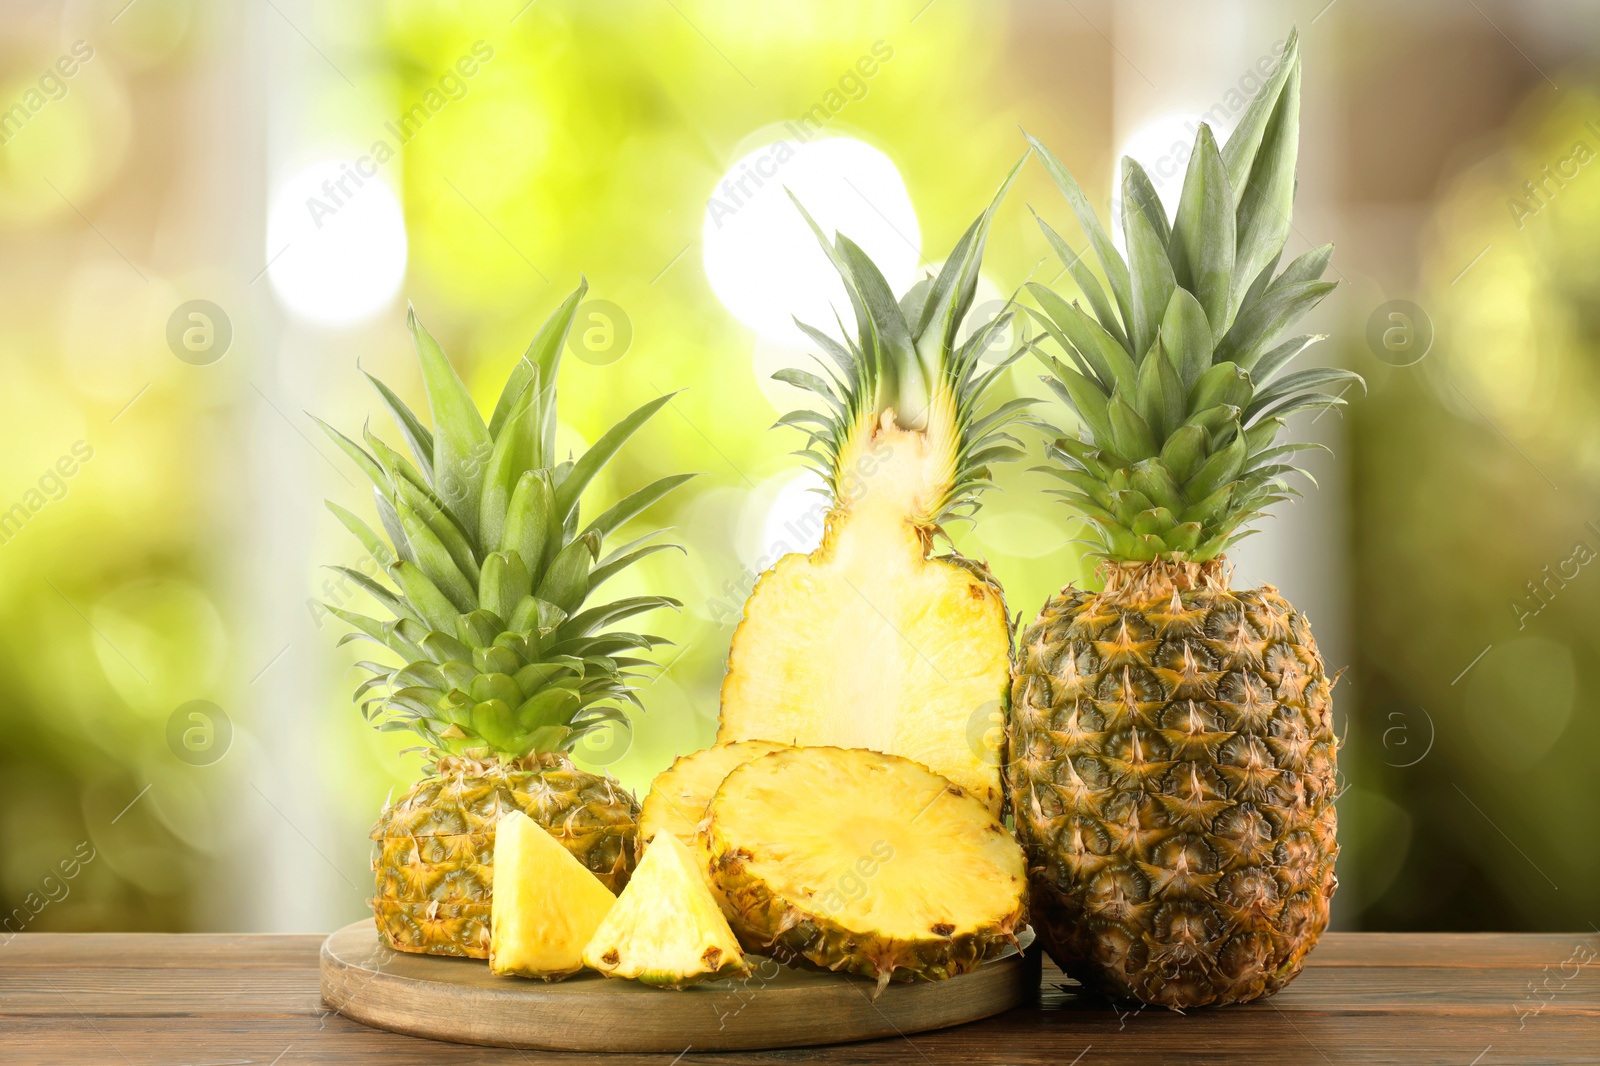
[0,0,1594,937]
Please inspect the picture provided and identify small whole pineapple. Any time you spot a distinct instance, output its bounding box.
[319,281,691,958]
[1010,30,1353,1007]
[370,753,635,956]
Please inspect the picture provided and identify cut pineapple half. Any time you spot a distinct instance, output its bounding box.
[489,810,616,980]
[713,163,1031,819]
[705,746,1026,990]
[638,740,789,853]
[718,507,1010,814]
[582,833,749,988]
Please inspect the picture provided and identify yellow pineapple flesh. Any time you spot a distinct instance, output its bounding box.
[489,810,616,980]
[638,740,788,854]
[583,833,749,988]
[719,484,1009,812]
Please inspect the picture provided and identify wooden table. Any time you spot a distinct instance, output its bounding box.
[3,932,1597,1064]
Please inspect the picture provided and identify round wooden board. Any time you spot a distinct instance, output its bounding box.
[320,920,1038,1052]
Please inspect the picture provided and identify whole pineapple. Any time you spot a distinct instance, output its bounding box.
[717,160,1034,813]
[318,281,691,958]
[1009,30,1356,1007]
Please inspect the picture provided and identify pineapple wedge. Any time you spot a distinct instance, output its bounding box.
[638,740,788,854]
[582,833,749,988]
[489,811,616,979]
[706,746,1026,992]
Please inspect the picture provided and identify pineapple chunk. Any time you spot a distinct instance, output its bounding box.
[719,507,1009,813]
[638,740,788,853]
[489,810,615,980]
[582,833,749,988]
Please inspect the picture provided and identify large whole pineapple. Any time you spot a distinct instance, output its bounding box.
[1009,31,1355,1007]
[717,161,1033,812]
[318,282,690,958]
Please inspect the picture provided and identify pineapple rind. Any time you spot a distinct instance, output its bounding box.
[705,747,1027,988]
[371,753,638,958]
[1008,560,1338,1007]
[1019,30,1345,1006]
[370,900,492,958]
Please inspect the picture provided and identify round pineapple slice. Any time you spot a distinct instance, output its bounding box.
[638,740,789,855]
[705,746,1027,990]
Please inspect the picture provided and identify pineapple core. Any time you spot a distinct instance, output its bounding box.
[582,833,748,988]
[488,810,615,980]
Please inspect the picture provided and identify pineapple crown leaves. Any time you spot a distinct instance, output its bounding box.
[314,278,696,762]
[1023,28,1363,563]
[772,152,1038,527]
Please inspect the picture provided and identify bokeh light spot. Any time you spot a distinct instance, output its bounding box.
[266,159,407,328]
[702,136,920,346]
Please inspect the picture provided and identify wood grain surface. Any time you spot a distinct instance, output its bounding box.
[2,930,1597,1064]
[320,920,1035,1051]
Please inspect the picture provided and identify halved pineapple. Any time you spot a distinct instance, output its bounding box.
[582,833,749,988]
[489,811,616,980]
[705,746,1027,991]
[637,740,789,853]
[713,164,1033,820]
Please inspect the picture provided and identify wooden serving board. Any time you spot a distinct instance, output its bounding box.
[320,920,1038,1052]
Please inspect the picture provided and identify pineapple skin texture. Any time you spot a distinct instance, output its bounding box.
[370,753,639,959]
[1008,563,1338,1007]
[711,857,1023,986]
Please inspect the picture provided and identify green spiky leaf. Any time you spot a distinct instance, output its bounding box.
[1024,34,1362,564]
[317,290,686,760]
